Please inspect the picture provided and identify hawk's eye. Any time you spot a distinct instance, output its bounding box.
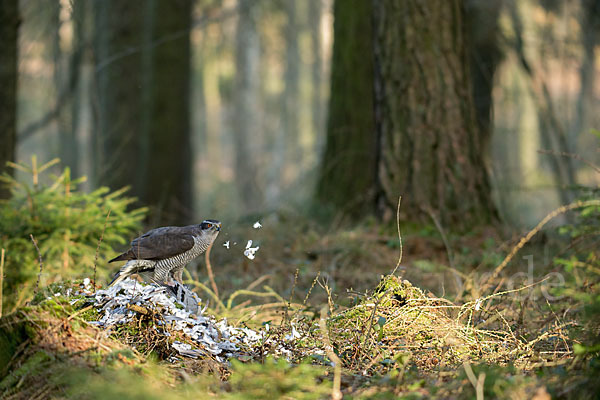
[205,223,213,228]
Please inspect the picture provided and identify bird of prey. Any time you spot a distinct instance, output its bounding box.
[108,220,221,286]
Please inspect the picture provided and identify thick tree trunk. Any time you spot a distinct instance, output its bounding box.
[69,0,90,182]
[0,0,19,199]
[233,0,263,212]
[94,0,192,225]
[142,0,193,225]
[372,0,497,226]
[93,0,144,194]
[316,0,378,218]
[465,0,502,152]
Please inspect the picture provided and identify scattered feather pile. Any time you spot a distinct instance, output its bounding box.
[87,279,262,362]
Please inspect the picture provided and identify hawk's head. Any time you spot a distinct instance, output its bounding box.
[198,219,221,244]
[201,219,221,231]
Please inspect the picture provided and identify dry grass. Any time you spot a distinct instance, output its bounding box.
[1,201,598,398]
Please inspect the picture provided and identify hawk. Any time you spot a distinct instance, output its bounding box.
[108,220,221,286]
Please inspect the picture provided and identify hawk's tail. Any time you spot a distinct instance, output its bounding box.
[108,261,152,286]
[108,252,131,263]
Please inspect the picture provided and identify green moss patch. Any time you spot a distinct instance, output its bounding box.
[323,276,521,373]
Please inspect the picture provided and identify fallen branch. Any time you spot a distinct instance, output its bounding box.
[482,199,600,291]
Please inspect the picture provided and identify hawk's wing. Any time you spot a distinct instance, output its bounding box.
[113,226,195,261]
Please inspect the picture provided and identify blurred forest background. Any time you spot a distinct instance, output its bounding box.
[2,1,600,398]
[2,0,599,228]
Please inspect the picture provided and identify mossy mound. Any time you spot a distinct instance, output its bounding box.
[0,284,330,399]
[327,275,518,372]
[0,295,140,398]
[0,284,228,399]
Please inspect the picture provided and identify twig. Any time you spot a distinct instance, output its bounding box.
[94,209,111,292]
[460,276,551,321]
[482,199,600,291]
[225,289,284,309]
[204,243,219,299]
[319,306,342,400]
[538,149,600,174]
[304,271,321,306]
[0,248,4,318]
[285,268,299,324]
[30,234,44,295]
[246,274,272,291]
[390,196,403,276]
[317,277,336,313]
[361,289,389,351]
[291,271,321,321]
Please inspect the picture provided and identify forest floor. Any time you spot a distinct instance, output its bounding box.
[1,209,599,399]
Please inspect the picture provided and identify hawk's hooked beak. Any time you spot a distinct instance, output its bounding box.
[215,222,221,231]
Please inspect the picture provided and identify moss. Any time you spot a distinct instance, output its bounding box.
[78,307,101,322]
[113,323,142,338]
[0,315,29,372]
[321,275,490,372]
[23,323,39,340]
[372,275,419,307]
[37,296,75,317]
[0,350,54,391]
[30,281,73,305]
[227,357,331,399]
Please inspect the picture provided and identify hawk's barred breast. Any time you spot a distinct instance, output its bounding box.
[109,220,221,286]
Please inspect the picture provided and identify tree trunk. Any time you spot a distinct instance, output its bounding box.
[465,0,502,152]
[574,0,600,140]
[316,0,378,218]
[54,1,80,178]
[73,0,94,191]
[142,0,193,225]
[309,0,325,149]
[316,0,498,226]
[0,0,19,199]
[233,0,264,212]
[266,0,301,206]
[93,0,144,194]
[372,0,497,227]
[69,0,90,182]
[508,3,576,206]
[94,0,192,225]
[283,0,301,166]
